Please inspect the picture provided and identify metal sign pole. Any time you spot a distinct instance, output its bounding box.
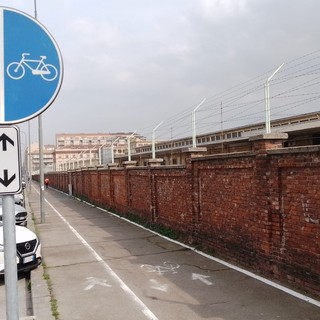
[3,195,19,320]
[0,7,63,318]
[33,0,45,224]
[0,126,21,319]
[39,114,45,223]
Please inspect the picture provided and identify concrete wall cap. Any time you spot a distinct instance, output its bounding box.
[182,147,207,153]
[249,132,288,141]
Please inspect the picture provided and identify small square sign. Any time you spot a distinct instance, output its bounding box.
[0,125,21,194]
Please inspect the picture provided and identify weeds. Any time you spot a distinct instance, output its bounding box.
[42,262,60,320]
[30,203,60,319]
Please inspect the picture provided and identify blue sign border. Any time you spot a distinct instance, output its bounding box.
[0,7,63,124]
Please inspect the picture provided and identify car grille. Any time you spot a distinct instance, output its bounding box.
[16,239,38,256]
[16,211,27,219]
[15,211,27,223]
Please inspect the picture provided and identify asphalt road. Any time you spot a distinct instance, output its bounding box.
[1,183,320,319]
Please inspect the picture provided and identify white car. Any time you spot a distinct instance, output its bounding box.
[0,222,42,274]
[14,193,24,207]
[0,198,28,227]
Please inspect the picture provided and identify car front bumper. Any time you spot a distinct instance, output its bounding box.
[0,244,42,275]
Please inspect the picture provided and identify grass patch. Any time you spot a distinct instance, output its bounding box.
[42,263,60,320]
[28,200,60,320]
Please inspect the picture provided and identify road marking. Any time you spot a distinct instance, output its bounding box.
[141,261,180,275]
[59,190,320,308]
[95,206,320,308]
[192,273,213,286]
[84,277,112,291]
[44,196,159,320]
[149,279,168,292]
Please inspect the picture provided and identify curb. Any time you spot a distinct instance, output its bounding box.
[25,192,54,320]
[30,265,54,319]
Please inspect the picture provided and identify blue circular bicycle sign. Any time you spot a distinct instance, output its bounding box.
[0,7,63,124]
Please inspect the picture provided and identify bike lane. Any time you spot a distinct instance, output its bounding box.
[29,187,158,320]
[29,185,320,320]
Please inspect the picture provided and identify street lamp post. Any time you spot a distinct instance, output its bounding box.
[89,145,99,166]
[4,3,39,319]
[33,0,37,19]
[28,122,31,191]
[81,150,89,167]
[20,131,28,182]
[79,148,95,167]
[127,131,137,161]
[265,63,284,134]
[30,0,45,223]
[111,137,120,163]
[152,122,163,159]
[192,98,206,148]
[77,150,86,168]
[98,143,109,165]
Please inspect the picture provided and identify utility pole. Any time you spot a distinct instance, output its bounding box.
[152,122,163,159]
[192,98,206,148]
[265,63,284,134]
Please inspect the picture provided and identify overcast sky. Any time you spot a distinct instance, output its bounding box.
[2,0,320,145]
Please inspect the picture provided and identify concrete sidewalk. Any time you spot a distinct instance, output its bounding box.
[26,188,54,320]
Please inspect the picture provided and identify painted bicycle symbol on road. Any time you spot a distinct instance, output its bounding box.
[140,261,180,275]
[7,53,58,81]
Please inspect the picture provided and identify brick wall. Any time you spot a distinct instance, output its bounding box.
[39,136,320,298]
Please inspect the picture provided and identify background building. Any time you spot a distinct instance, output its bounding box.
[26,111,320,173]
[27,132,147,173]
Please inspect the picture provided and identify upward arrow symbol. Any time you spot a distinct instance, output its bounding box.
[0,134,14,151]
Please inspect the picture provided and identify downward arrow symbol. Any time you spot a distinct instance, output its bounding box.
[0,169,16,187]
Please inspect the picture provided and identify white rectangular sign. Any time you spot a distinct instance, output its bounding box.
[0,126,21,194]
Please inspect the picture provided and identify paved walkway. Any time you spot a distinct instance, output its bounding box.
[26,184,320,319]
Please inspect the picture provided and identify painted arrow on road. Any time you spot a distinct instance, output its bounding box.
[0,133,14,151]
[192,273,213,286]
[84,277,112,291]
[0,169,15,187]
[149,279,168,292]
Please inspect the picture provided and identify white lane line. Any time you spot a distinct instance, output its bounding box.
[43,197,159,320]
[43,188,320,308]
[96,207,320,308]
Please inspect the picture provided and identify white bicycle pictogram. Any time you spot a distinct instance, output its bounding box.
[7,53,58,81]
[140,261,180,275]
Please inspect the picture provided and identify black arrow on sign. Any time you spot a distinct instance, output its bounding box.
[0,169,16,187]
[0,134,14,151]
